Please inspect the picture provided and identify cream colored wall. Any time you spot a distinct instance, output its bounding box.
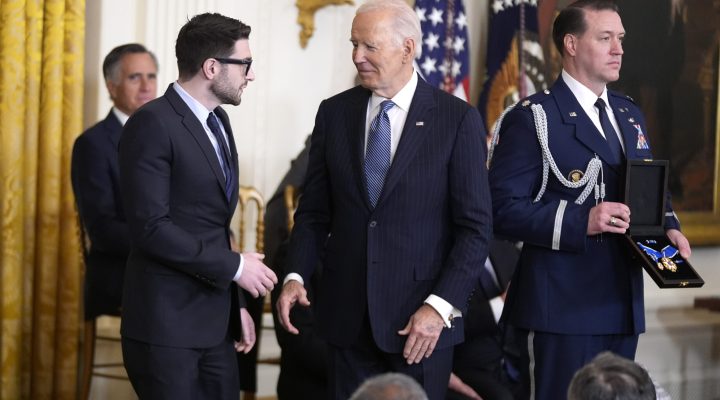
[83,0,718,301]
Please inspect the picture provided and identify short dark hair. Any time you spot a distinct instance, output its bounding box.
[175,13,251,80]
[102,43,158,83]
[552,0,620,56]
[567,352,656,400]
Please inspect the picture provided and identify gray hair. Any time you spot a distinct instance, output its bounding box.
[567,352,656,400]
[349,372,428,400]
[356,0,422,51]
[103,43,158,84]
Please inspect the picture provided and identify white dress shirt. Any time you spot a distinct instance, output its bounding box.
[561,70,625,152]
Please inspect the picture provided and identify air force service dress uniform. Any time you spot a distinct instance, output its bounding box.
[488,75,681,399]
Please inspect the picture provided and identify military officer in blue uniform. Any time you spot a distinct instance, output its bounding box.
[488,1,692,399]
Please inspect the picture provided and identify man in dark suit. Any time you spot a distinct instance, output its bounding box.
[118,13,277,399]
[448,240,519,400]
[276,1,492,398]
[488,1,691,399]
[71,43,157,320]
[262,136,330,400]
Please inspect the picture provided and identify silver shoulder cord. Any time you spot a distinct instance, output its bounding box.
[488,103,605,206]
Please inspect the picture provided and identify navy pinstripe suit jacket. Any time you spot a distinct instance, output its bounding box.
[288,76,493,353]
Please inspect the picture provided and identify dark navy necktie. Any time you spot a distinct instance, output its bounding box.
[595,98,624,164]
[364,100,395,207]
[207,112,235,201]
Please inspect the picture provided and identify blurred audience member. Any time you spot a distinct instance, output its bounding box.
[350,373,429,400]
[71,43,158,320]
[265,137,329,399]
[448,240,520,400]
[567,351,656,400]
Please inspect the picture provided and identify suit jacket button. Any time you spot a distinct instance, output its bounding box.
[369,221,377,228]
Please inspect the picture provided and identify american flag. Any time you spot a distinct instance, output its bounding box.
[415,0,470,101]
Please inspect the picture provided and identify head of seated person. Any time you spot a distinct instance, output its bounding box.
[567,351,656,400]
[349,372,428,400]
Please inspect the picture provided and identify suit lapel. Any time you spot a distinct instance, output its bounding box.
[347,87,373,209]
[164,85,229,201]
[553,79,620,173]
[104,111,123,150]
[377,78,435,206]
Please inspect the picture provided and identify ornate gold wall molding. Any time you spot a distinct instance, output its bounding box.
[296,0,354,48]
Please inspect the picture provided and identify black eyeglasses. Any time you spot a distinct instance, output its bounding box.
[214,57,252,75]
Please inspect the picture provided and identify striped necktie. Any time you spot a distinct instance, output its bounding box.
[364,100,395,207]
[207,112,235,201]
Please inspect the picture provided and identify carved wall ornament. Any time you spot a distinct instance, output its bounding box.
[296,0,354,48]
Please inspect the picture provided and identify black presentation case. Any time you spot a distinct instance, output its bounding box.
[623,159,704,288]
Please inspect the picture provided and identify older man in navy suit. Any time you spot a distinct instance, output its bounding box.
[71,43,157,320]
[489,1,691,399]
[118,14,277,399]
[276,1,492,399]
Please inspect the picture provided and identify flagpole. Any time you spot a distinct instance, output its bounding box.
[443,0,456,94]
[519,1,528,98]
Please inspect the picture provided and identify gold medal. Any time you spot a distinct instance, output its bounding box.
[660,257,677,272]
[568,169,584,182]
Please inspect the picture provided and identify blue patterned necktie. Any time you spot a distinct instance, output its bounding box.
[595,98,625,164]
[207,112,235,201]
[364,100,395,207]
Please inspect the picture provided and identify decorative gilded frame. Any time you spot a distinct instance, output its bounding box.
[677,44,720,245]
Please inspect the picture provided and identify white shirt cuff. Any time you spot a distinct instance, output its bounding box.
[233,254,244,282]
[283,272,304,286]
[425,294,461,328]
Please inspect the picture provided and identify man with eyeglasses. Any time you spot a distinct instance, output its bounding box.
[118,13,277,399]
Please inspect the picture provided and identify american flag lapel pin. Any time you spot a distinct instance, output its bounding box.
[416,121,424,126]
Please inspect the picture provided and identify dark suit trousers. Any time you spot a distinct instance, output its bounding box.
[515,330,638,400]
[122,335,239,400]
[328,315,453,400]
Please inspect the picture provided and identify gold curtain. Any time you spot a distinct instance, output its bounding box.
[0,0,84,399]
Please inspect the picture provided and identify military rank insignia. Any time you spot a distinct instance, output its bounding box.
[634,124,649,150]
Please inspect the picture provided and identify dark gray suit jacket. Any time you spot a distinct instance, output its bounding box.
[119,84,243,348]
[72,110,129,319]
